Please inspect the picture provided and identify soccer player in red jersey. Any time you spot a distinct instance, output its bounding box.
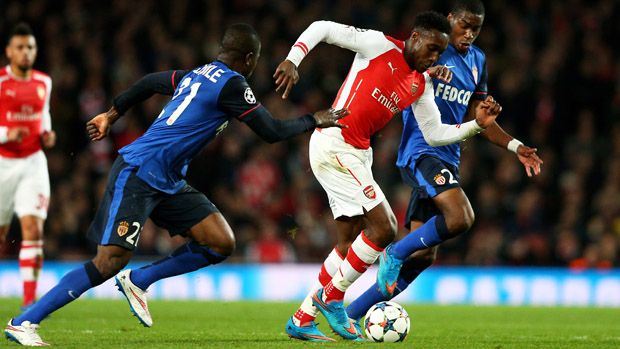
[275,12,502,341]
[0,23,55,308]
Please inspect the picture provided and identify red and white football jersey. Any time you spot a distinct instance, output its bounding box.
[287,21,428,149]
[0,65,52,158]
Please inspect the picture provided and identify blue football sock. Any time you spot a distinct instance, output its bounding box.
[13,261,104,325]
[130,241,226,290]
[391,215,448,260]
[347,261,426,320]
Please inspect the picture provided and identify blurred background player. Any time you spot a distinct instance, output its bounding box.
[274,11,502,341]
[4,23,347,346]
[345,0,544,320]
[0,22,55,308]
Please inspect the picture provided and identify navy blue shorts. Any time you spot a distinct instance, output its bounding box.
[87,157,219,250]
[400,155,461,229]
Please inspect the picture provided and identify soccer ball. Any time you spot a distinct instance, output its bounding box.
[363,301,410,342]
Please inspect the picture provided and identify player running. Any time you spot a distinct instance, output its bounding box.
[345,0,543,321]
[4,23,348,346]
[0,23,55,309]
[274,12,502,341]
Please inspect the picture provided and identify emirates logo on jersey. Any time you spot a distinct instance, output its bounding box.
[410,81,419,95]
[363,185,377,199]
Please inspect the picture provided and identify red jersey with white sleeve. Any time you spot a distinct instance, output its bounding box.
[286,21,483,150]
[0,65,52,158]
[287,21,427,149]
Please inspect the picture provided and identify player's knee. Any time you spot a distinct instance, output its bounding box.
[194,233,235,257]
[445,207,474,237]
[21,222,43,240]
[369,214,398,247]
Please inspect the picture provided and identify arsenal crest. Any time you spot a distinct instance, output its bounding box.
[434,174,446,185]
[363,185,377,199]
[410,81,419,95]
[117,221,129,237]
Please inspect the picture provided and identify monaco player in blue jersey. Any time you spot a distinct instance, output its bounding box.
[346,0,543,321]
[4,23,348,346]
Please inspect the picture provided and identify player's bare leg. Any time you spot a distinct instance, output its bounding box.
[18,215,45,307]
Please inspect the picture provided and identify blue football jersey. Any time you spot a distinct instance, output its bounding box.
[119,61,260,193]
[397,44,488,168]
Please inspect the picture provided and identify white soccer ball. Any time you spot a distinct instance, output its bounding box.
[363,301,410,342]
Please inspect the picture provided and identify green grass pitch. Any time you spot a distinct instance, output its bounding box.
[1,298,619,348]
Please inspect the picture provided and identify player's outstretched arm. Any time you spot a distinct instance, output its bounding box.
[275,21,383,99]
[244,107,349,143]
[468,96,543,177]
[86,70,189,141]
[112,70,189,115]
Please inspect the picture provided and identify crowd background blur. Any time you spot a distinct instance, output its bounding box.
[0,0,618,268]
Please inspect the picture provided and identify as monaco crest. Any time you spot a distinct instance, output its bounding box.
[117,221,129,237]
[410,81,419,95]
[434,174,446,185]
[363,185,377,199]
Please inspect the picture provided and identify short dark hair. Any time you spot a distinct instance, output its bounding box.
[413,11,452,35]
[10,22,34,38]
[451,0,485,16]
[220,23,260,57]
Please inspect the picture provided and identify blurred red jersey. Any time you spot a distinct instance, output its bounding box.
[0,66,52,158]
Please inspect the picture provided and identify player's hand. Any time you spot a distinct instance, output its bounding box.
[516,145,543,177]
[427,65,453,83]
[7,126,29,143]
[273,60,299,99]
[313,108,350,129]
[87,107,120,141]
[41,130,56,148]
[474,95,502,128]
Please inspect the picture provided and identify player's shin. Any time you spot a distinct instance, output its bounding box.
[293,247,344,326]
[391,215,449,259]
[19,240,44,307]
[12,261,105,325]
[129,241,226,290]
[324,232,383,302]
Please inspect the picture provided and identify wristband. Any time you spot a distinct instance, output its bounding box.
[507,139,523,153]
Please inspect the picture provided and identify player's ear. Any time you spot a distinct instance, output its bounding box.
[245,52,254,66]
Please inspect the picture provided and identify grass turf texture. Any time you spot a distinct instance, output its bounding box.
[1,298,619,348]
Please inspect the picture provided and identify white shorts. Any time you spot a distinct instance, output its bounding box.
[309,130,385,218]
[0,150,50,225]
